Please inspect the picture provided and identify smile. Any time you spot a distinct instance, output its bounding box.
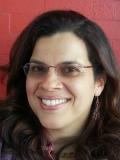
[41,98,68,106]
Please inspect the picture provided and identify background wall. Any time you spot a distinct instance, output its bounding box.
[0,0,120,98]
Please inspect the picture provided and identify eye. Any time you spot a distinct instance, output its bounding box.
[29,63,48,75]
[61,65,81,76]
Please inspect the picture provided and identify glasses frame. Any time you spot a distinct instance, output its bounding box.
[23,62,93,77]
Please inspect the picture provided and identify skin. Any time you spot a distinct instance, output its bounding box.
[26,32,105,150]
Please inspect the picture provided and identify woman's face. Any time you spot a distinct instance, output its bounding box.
[26,32,104,137]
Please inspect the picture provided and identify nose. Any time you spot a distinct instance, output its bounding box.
[40,68,63,91]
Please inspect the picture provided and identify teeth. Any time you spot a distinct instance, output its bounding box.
[41,99,67,106]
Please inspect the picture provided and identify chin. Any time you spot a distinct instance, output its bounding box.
[40,120,66,130]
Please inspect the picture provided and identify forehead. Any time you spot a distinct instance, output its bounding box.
[31,32,91,65]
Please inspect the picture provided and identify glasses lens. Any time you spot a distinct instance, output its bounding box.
[23,63,49,77]
[58,64,82,77]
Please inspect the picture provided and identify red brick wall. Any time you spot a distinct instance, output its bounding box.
[0,0,120,98]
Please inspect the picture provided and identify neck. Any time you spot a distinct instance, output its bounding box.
[54,137,75,152]
[47,129,79,153]
[46,119,86,152]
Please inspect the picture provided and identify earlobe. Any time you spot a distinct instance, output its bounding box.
[95,77,106,96]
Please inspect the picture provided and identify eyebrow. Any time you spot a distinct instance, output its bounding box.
[30,60,46,65]
[30,59,83,65]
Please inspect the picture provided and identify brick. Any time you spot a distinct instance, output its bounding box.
[92,0,118,20]
[0,40,12,56]
[96,20,120,39]
[0,13,9,33]
[44,0,94,18]
[0,52,9,64]
[0,33,17,56]
[0,0,44,13]
[114,2,120,20]
[10,13,39,33]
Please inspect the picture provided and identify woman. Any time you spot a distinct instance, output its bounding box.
[0,10,120,160]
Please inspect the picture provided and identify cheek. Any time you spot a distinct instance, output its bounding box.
[68,77,95,104]
[70,79,94,94]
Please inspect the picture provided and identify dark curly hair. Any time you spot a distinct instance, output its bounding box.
[0,10,120,160]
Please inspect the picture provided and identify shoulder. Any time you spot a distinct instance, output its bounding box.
[0,138,15,160]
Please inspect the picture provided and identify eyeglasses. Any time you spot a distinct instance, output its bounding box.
[23,62,93,78]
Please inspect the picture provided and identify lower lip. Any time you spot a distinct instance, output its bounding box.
[39,100,68,111]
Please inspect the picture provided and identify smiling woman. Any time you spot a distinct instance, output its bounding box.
[25,32,97,135]
[0,10,120,160]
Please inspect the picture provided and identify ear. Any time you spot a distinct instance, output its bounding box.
[94,75,106,96]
